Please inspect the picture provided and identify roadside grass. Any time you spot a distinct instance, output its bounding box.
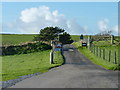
[54,51,64,65]
[1,34,36,46]
[73,42,119,70]
[2,50,64,81]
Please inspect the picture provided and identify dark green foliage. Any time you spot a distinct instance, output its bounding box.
[80,34,83,39]
[34,26,64,42]
[59,32,73,44]
[1,42,52,56]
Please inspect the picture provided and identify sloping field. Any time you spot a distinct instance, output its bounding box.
[1,34,36,46]
[2,50,64,81]
[71,35,80,42]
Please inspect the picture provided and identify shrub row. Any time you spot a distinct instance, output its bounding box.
[0,42,52,56]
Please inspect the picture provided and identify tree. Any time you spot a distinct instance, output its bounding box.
[34,26,64,42]
[59,32,73,44]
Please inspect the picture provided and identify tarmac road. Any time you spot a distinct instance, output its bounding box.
[9,44,118,88]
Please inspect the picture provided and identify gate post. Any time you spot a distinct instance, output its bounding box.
[50,51,54,64]
[111,35,114,44]
[87,36,91,50]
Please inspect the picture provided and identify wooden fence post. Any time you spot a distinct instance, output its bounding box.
[114,51,117,64]
[91,44,93,53]
[99,48,101,58]
[108,50,111,62]
[103,49,105,60]
[94,45,95,54]
[92,45,94,53]
[96,46,98,56]
[95,46,96,55]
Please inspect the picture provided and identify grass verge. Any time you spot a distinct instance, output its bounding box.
[73,42,120,70]
[54,51,64,65]
[2,50,64,81]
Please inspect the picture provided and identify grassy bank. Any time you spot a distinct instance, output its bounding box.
[73,42,119,70]
[2,50,64,81]
[54,51,64,64]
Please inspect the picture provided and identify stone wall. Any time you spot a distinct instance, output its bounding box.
[1,42,52,56]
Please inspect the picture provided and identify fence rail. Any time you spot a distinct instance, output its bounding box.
[89,44,118,64]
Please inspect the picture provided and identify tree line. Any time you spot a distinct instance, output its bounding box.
[34,26,73,44]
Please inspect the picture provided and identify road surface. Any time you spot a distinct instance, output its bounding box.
[9,44,118,88]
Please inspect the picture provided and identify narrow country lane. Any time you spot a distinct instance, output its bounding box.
[9,44,118,88]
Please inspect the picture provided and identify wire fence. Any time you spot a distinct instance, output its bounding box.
[89,44,119,64]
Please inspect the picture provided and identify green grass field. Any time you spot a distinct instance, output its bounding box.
[1,34,80,46]
[1,34,119,46]
[2,50,64,81]
[1,34,36,46]
[71,35,89,42]
[71,35,80,42]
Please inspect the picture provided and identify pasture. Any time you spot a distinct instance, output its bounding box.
[71,35,88,42]
[1,34,36,46]
[2,34,87,46]
[2,50,64,81]
[71,35,80,42]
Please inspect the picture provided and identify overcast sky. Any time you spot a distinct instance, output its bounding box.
[1,2,118,35]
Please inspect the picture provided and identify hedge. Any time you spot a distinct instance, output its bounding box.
[0,42,52,56]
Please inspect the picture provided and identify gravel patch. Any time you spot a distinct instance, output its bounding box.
[1,73,41,89]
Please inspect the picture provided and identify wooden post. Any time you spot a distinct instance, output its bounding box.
[108,50,111,62]
[90,44,92,53]
[96,46,98,56]
[90,45,92,52]
[114,51,117,64]
[94,45,95,54]
[91,45,93,53]
[99,48,101,58]
[95,46,97,55]
[103,49,105,60]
